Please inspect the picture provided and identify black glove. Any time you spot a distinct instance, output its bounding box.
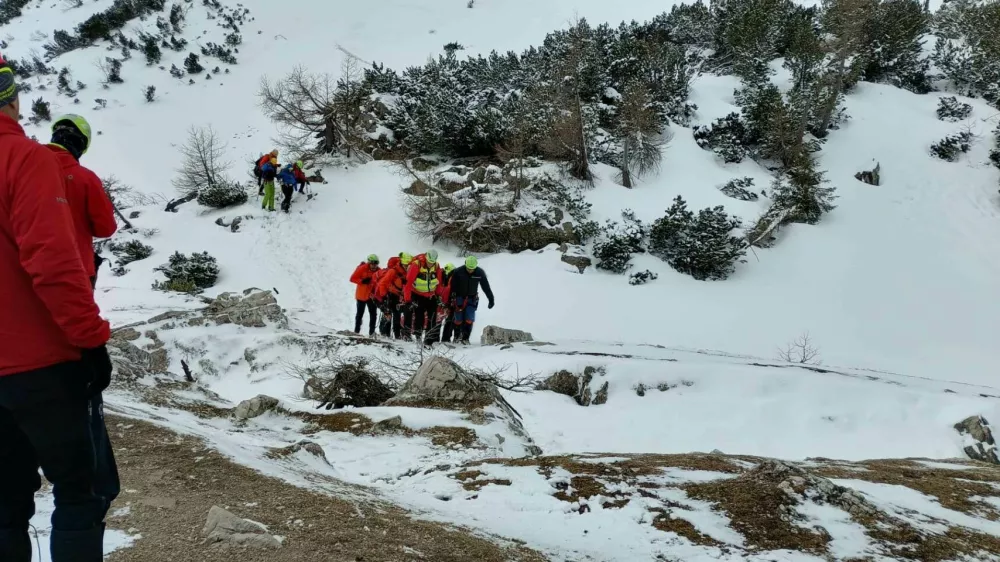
[361,278,371,284]
[488,300,495,309]
[81,345,113,398]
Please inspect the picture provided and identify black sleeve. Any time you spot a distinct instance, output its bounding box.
[479,269,494,302]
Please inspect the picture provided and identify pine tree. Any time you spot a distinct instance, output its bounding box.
[184,52,204,74]
[862,0,930,93]
[649,196,746,280]
[716,0,788,81]
[932,0,1000,106]
[142,34,162,65]
[770,155,837,224]
[816,0,876,134]
[612,81,665,187]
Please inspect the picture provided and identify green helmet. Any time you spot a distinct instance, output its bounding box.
[426,249,439,264]
[52,114,92,154]
[295,160,304,168]
[465,255,478,270]
[367,254,379,264]
[399,252,413,266]
[444,263,455,274]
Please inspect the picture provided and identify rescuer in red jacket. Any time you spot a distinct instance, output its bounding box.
[0,61,118,562]
[47,114,117,287]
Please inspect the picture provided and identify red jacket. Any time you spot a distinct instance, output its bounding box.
[376,257,406,300]
[404,254,443,302]
[47,145,117,277]
[293,165,307,182]
[0,114,110,376]
[349,262,378,301]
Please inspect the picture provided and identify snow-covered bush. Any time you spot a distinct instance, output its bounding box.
[108,240,153,276]
[719,177,758,201]
[932,0,1000,107]
[144,85,156,102]
[197,180,248,209]
[593,210,646,274]
[153,251,219,292]
[169,64,184,79]
[929,131,973,162]
[648,196,746,281]
[30,98,51,123]
[184,53,204,74]
[141,35,162,65]
[100,58,123,84]
[628,270,658,286]
[936,96,972,122]
[989,124,1000,171]
[692,113,750,163]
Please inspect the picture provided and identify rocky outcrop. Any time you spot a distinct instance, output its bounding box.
[203,289,285,328]
[748,460,877,517]
[233,395,280,421]
[481,326,533,346]
[372,415,405,434]
[267,440,328,463]
[538,366,608,406]
[955,415,999,464]
[108,326,170,383]
[385,357,542,456]
[559,244,592,274]
[203,506,282,549]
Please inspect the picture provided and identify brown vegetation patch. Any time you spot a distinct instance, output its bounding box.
[553,476,611,504]
[650,508,722,546]
[421,426,481,449]
[452,470,513,492]
[293,411,375,435]
[385,399,493,413]
[852,510,1000,562]
[814,459,1000,519]
[685,476,831,554]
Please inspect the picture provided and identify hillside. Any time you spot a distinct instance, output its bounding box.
[2,0,1000,560]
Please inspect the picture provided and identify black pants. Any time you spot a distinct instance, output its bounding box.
[355,299,376,335]
[280,183,294,212]
[0,362,120,562]
[411,294,440,345]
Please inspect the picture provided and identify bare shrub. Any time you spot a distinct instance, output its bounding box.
[777,332,821,365]
[172,125,232,194]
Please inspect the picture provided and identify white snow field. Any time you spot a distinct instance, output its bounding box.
[3,0,1000,559]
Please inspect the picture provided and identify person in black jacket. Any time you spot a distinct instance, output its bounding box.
[440,263,456,343]
[448,256,494,345]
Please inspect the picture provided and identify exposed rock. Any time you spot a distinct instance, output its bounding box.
[440,180,469,193]
[593,381,609,405]
[481,325,533,346]
[128,211,141,219]
[113,327,142,341]
[372,415,404,433]
[955,415,999,464]
[468,166,487,184]
[749,460,877,517]
[107,329,170,383]
[147,310,191,324]
[230,216,243,232]
[203,289,285,328]
[385,357,542,456]
[385,357,499,407]
[233,394,280,421]
[560,245,592,274]
[854,162,881,186]
[538,367,607,406]
[411,157,437,172]
[268,440,328,463]
[404,179,430,196]
[203,506,281,549]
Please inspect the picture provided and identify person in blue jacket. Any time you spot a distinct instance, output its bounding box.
[277,163,297,213]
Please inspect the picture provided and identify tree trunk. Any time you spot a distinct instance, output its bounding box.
[110,199,134,230]
[165,191,198,212]
[816,53,848,137]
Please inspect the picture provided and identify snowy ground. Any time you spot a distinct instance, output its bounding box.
[3,0,1000,559]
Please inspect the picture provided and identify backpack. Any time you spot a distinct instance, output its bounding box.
[253,154,269,175]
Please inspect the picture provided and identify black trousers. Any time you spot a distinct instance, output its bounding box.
[355,299,376,335]
[441,308,455,342]
[0,362,120,562]
[411,294,440,345]
[280,183,294,212]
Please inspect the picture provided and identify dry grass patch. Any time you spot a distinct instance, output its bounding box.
[421,426,481,449]
[293,411,376,435]
[685,475,831,554]
[814,459,1000,519]
[452,470,512,491]
[650,508,722,546]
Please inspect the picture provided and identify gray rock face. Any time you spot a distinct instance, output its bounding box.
[955,415,999,464]
[372,415,404,434]
[203,506,281,549]
[385,357,542,456]
[233,395,280,421]
[203,289,285,328]
[749,460,876,517]
[480,325,533,346]
[538,367,608,406]
[385,356,500,407]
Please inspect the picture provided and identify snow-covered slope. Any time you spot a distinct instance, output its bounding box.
[3,0,1000,559]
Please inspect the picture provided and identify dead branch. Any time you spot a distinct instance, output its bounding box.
[776,332,821,365]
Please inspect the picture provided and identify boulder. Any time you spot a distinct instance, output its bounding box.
[233,395,280,421]
[561,254,592,274]
[955,415,999,464]
[404,179,430,196]
[481,325,533,346]
[748,460,876,517]
[268,440,329,463]
[203,289,285,328]
[203,506,281,549]
[372,415,404,433]
[411,157,437,172]
[107,331,170,383]
[385,356,500,407]
[538,367,607,406]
